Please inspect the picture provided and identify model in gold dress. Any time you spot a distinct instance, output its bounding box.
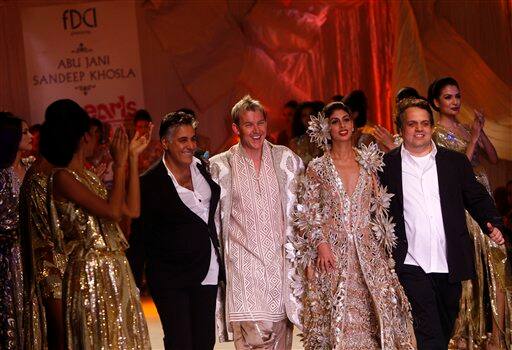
[429,77,512,349]
[22,99,151,349]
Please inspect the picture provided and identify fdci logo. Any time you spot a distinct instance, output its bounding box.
[62,8,97,30]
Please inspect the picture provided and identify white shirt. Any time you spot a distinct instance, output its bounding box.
[401,143,448,273]
[163,157,219,285]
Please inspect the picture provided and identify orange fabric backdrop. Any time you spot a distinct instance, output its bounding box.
[1,0,510,158]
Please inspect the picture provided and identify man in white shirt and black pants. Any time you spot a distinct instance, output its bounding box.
[128,111,224,350]
[379,98,505,349]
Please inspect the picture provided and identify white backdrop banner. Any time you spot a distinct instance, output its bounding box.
[21,0,144,127]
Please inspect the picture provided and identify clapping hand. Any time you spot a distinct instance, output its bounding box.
[91,162,108,178]
[487,223,505,245]
[474,109,485,128]
[129,123,153,157]
[110,127,129,168]
[474,109,486,147]
[470,109,486,144]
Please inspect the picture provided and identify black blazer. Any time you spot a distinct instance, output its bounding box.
[379,146,503,283]
[127,160,224,292]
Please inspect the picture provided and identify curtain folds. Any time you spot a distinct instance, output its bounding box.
[1,0,510,159]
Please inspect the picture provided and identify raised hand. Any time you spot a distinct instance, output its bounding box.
[372,125,396,151]
[474,109,487,147]
[110,127,129,168]
[129,123,153,157]
[487,223,505,245]
[91,162,108,178]
[474,109,485,128]
[470,114,483,143]
[317,242,336,273]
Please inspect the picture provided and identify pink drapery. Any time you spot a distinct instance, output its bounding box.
[146,0,397,146]
[320,1,396,131]
[392,0,511,160]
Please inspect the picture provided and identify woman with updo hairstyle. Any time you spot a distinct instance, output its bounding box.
[292,101,415,349]
[22,99,152,349]
[428,77,510,349]
[0,112,32,349]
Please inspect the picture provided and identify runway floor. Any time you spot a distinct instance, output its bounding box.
[142,298,304,349]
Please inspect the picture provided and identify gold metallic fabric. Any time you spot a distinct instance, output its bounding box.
[434,125,512,349]
[20,165,59,350]
[0,168,25,349]
[49,168,151,349]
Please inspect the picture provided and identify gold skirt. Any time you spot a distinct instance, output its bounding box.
[64,249,150,349]
[449,212,512,349]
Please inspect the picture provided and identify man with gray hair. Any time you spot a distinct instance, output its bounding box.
[211,95,304,349]
[128,111,223,350]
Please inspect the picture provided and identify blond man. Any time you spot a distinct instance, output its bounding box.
[210,96,303,349]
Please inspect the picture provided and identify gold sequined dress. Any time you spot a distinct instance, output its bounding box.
[0,167,25,349]
[290,144,416,349]
[49,168,150,349]
[20,162,65,350]
[434,124,512,349]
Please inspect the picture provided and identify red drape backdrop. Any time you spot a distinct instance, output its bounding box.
[1,0,510,162]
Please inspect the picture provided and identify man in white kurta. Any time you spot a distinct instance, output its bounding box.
[210,95,303,349]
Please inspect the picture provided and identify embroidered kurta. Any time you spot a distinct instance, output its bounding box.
[210,141,304,341]
[290,144,415,350]
[227,142,286,322]
[434,124,512,349]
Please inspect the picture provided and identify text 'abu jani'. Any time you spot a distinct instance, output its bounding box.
[57,55,110,69]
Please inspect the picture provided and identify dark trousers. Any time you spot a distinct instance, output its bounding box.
[399,264,462,350]
[150,284,218,350]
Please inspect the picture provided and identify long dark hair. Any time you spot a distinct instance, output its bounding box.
[0,112,23,169]
[40,99,91,167]
[343,90,367,128]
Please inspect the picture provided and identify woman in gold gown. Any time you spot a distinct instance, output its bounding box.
[428,77,512,349]
[20,156,58,350]
[22,99,151,349]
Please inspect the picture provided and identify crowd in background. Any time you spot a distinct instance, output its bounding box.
[1,77,512,350]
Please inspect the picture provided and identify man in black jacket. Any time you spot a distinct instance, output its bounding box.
[127,111,224,350]
[379,98,504,350]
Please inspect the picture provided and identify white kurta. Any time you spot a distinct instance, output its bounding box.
[210,140,304,341]
[227,142,285,322]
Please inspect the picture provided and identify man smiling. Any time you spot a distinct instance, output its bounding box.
[128,111,223,350]
[210,95,303,349]
[379,98,505,350]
